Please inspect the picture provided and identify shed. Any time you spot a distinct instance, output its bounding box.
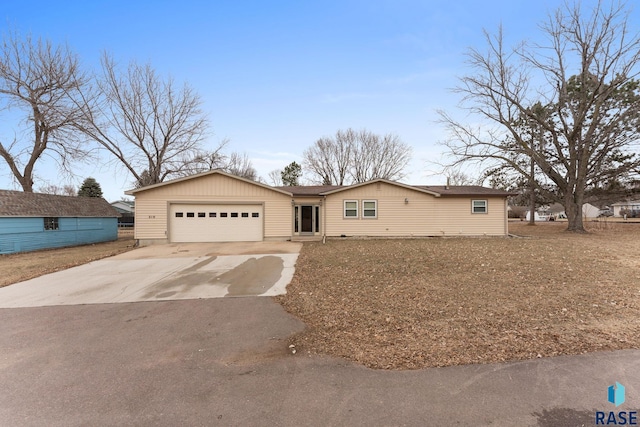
[0,190,120,254]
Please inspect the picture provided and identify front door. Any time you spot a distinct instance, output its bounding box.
[301,205,313,233]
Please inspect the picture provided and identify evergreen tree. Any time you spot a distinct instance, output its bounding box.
[78,177,103,197]
[281,161,302,186]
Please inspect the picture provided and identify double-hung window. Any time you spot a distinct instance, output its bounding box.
[472,200,488,214]
[344,200,358,218]
[362,200,377,218]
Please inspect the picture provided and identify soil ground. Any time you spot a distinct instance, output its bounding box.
[0,231,136,288]
[277,221,640,369]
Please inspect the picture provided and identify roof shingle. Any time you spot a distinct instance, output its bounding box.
[0,190,120,217]
[275,185,343,197]
[277,183,515,197]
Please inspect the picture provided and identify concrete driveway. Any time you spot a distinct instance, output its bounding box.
[0,241,301,308]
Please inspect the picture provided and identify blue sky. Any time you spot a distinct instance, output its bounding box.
[0,0,606,200]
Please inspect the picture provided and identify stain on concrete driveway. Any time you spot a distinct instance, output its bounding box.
[0,241,301,308]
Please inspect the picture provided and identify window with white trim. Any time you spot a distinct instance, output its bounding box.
[472,200,488,214]
[362,200,377,218]
[344,200,358,218]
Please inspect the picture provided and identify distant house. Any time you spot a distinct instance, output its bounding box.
[525,202,599,221]
[0,190,120,254]
[581,203,601,219]
[125,170,514,245]
[111,200,134,214]
[111,200,135,228]
[612,200,640,218]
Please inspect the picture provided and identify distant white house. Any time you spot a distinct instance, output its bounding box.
[526,202,599,221]
[110,200,135,214]
[525,211,548,221]
[110,200,135,227]
[611,200,640,217]
[582,203,600,219]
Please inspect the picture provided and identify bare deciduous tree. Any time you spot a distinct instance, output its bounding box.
[439,1,640,232]
[303,131,353,185]
[267,169,283,186]
[76,53,211,186]
[0,32,90,191]
[303,128,411,185]
[223,152,258,181]
[37,184,77,196]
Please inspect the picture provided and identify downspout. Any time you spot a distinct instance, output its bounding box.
[505,198,509,236]
[323,195,327,244]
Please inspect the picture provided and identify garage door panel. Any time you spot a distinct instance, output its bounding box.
[170,204,263,242]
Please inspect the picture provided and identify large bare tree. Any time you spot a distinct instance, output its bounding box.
[303,128,411,185]
[76,53,212,186]
[439,1,640,232]
[0,32,90,191]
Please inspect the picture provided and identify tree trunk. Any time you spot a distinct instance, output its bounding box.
[528,158,535,225]
[564,196,586,232]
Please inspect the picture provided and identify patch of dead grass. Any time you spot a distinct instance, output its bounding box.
[0,233,136,287]
[277,222,640,369]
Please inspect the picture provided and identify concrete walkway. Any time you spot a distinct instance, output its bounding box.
[0,242,301,308]
[0,298,638,427]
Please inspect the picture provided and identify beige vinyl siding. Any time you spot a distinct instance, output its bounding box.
[324,182,507,237]
[133,173,291,241]
[133,200,168,240]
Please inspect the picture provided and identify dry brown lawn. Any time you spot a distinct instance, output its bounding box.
[0,232,136,288]
[277,221,640,370]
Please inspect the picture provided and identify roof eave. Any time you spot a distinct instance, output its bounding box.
[125,170,293,197]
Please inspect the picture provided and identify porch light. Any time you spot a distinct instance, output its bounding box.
[404,198,409,204]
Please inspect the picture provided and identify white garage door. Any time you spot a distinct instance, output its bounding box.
[169,204,263,242]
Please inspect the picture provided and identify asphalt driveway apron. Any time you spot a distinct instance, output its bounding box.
[0,241,301,308]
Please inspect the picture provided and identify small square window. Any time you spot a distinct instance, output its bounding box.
[220,212,228,218]
[175,212,184,218]
[241,212,249,218]
[231,212,238,218]
[344,200,358,218]
[198,212,205,218]
[472,200,488,214]
[252,212,259,218]
[209,212,216,217]
[186,212,195,218]
[363,200,377,218]
[44,217,59,230]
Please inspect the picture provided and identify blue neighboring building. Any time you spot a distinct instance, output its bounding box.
[0,190,120,254]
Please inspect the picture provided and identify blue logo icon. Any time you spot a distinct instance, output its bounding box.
[608,382,626,407]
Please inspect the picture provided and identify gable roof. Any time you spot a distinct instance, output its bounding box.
[412,185,516,197]
[318,179,443,196]
[125,170,293,196]
[279,180,515,197]
[111,201,135,214]
[0,190,120,217]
